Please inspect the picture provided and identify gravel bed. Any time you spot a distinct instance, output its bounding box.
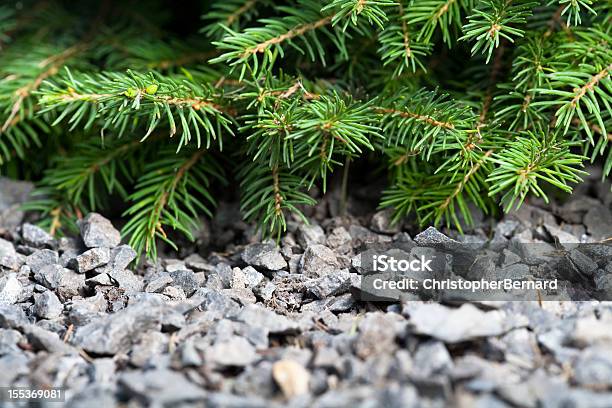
[0,175,611,407]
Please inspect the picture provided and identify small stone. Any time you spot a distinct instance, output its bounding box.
[73,247,110,273]
[242,243,287,271]
[0,274,22,304]
[145,273,173,293]
[25,249,59,274]
[573,346,612,388]
[569,315,612,347]
[0,303,29,329]
[326,227,352,253]
[23,324,76,354]
[235,304,299,334]
[305,269,351,299]
[296,224,326,248]
[130,331,168,367]
[33,290,63,319]
[80,213,121,248]
[406,303,527,343]
[56,269,87,300]
[109,269,143,295]
[33,264,64,289]
[412,341,453,377]
[119,369,206,406]
[273,360,310,399]
[584,204,612,241]
[72,297,162,354]
[299,245,340,278]
[370,208,401,234]
[162,286,186,300]
[0,238,20,270]
[207,336,259,367]
[95,245,137,274]
[169,270,199,296]
[192,288,241,318]
[21,223,55,248]
[242,266,264,289]
[414,226,457,247]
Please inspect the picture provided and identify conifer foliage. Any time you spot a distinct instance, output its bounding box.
[0,0,610,257]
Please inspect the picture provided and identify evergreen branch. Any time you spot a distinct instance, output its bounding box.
[38,69,234,149]
[487,130,586,210]
[239,162,316,240]
[1,42,88,132]
[461,0,536,63]
[211,1,345,78]
[377,1,432,75]
[555,0,596,26]
[122,147,225,258]
[406,0,473,45]
[202,0,271,38]
[322,0,396,30]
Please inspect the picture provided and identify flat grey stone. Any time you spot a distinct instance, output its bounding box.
[95,245,137,274]
[407,303,527,343]
[0,237,20,270]
[80,213,121,248]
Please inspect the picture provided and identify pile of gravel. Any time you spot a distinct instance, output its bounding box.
[0,176,612,407]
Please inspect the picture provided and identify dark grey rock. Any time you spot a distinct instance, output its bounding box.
[67,293,108,326]
[80,213,121,248]
[169,269,199,296]
[299,244,340,277]
[33,290,63,319]
[242,243,287,271]
[25,249,59,274]
[21,223,55,248]
[73,247,110,273]
[72,297,162,354]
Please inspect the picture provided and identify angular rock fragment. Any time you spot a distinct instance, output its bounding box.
[80,213,121,248]
[299,244,340,277]
[242,243,287,271]
[21,223,55,248]
[33,290,63,319]
[73,247,110,273]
